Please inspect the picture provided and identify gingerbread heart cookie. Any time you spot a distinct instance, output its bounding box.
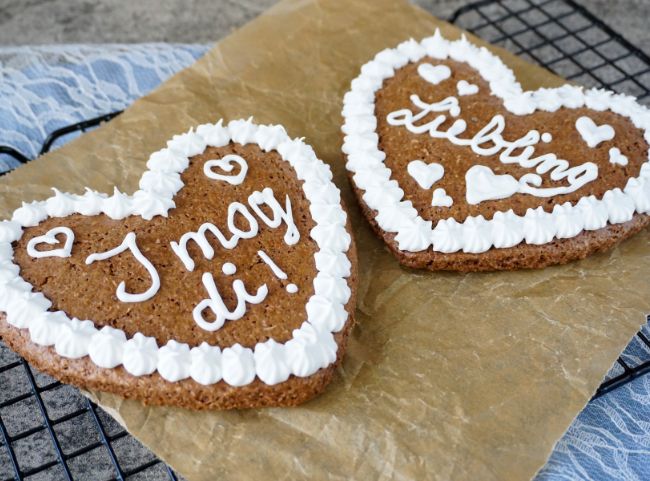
[342,31,650,271]
[0,119,357,410]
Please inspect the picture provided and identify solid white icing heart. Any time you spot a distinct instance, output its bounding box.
[431,188,453,207]
[465,165,520,205]
[456,80,478,96]
[609,147,629,166]
[417,63,451,85]
[26,226,74,258]
[575,116,615,148]
[407,160,444,189]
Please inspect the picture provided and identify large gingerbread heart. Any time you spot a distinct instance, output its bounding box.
[0,119,357,410]
[342,31,650,271]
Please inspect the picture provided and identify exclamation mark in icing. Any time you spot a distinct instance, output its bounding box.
[222,262,237,276]
[257,250,299,294]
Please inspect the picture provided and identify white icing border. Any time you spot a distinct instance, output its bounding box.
[341,31,650,253]
[0,119,353,387]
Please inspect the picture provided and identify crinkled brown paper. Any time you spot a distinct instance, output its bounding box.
[1,0,648,480]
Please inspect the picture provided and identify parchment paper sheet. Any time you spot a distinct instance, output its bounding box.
[1,1,648,479]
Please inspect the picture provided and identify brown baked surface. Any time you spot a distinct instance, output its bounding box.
[1,143,358,409]
[15,143,319,348]
[375,58,648,221]
[348,56,650,270]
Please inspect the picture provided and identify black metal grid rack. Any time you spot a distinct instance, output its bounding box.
[0,345,179,481]
[1,0,650,479]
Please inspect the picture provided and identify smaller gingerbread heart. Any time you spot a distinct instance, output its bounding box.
[342,31,650,271]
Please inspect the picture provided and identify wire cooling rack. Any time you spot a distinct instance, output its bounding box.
[1,0,650,479]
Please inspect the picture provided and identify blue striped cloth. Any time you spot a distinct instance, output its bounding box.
[1,43,648,481]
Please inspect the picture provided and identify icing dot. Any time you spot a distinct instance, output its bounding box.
[222,262,236,275]
[286,283,298,294]
[541,133,552,143]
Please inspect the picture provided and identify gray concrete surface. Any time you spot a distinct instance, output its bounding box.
[0,0,649,480]
[0,0,647,52]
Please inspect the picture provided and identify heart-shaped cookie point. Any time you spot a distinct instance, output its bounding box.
[407,160,444,189]
[342,30,650,271]
[0,119,357,409]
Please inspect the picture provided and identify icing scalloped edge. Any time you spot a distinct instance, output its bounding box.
[0,118,352,387]
[341,30,650,253]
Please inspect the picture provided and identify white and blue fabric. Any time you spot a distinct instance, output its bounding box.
[0,44,206,171]
[0,44,649,480]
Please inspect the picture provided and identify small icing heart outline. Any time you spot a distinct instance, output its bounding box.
[417,63,451,85]
[0,119,353,387]
[609,147,629,166]
[431,188,453,207]
[407,159,444,189]
[456,80,478,96]
[26,226,74,259]
[342,31,650,254]
[203,153,248,185]
[575,116,615,148]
